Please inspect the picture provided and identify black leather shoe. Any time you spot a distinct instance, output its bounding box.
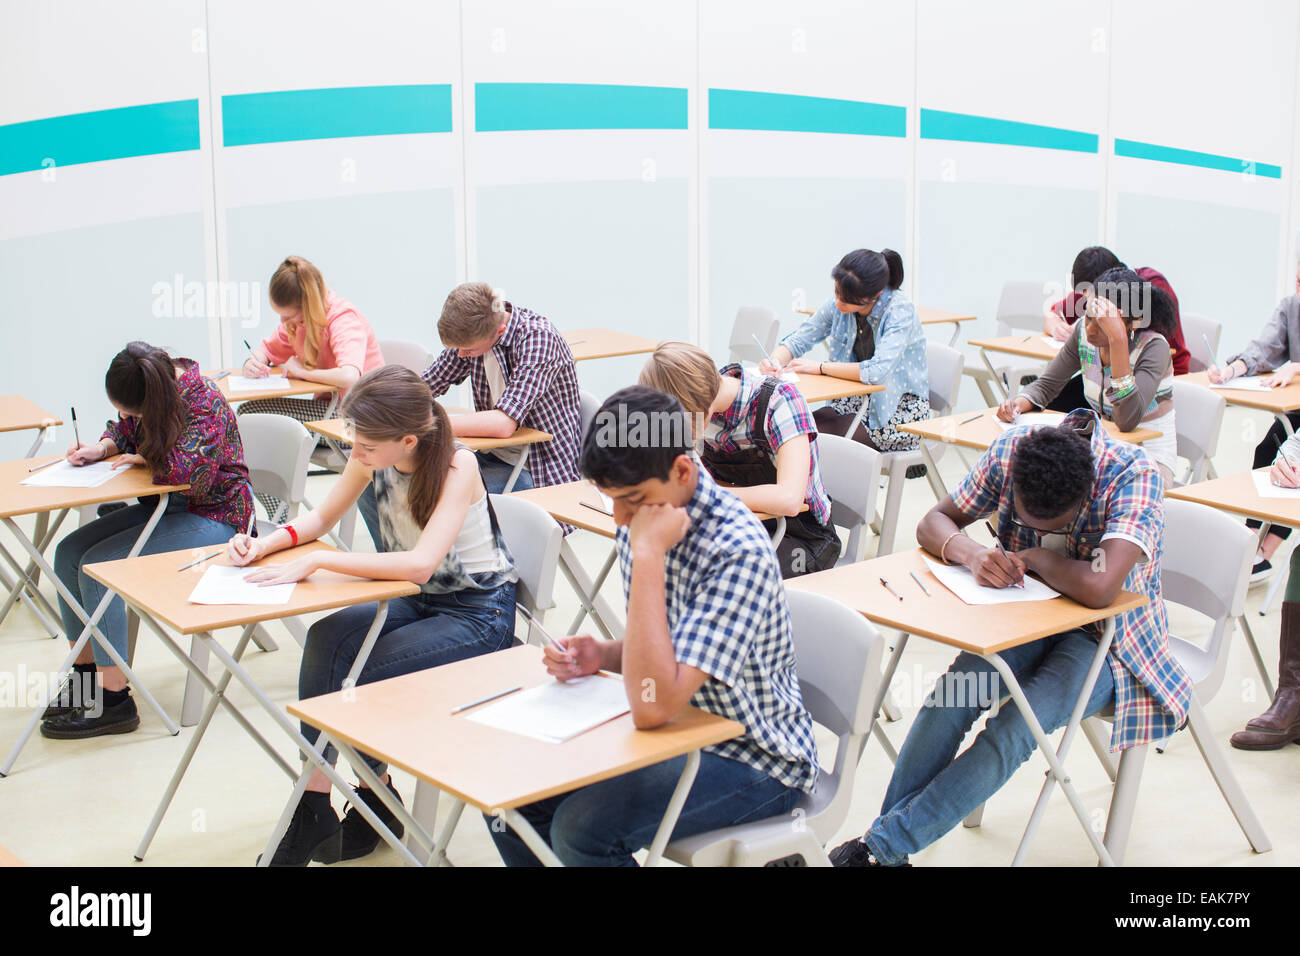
[338,779,405,861]
[256,795,342,866]
[904,464,928,480]
[828,838,910,868]
[40,694,138,739]
[41,666,97,719]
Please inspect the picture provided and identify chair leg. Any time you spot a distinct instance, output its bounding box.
[963,803,985,829]
[281,616,308,649]
[1260,549,1289,616]
[876,462,907,556]
[250,624,279,653]
[1184,696,1272,853]
[405,781,440,866]
[1082,717,1118,782]
[1101,743,1149,866]
[180,635,210,727]
[126,610,140,666]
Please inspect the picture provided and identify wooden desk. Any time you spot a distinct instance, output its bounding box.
[305,416,552,455]
[287,644,743,866]
[205,369,343,407]
[0,457,191,775]
[788,548,1146,866]
[968,335,1064,402]
[82,541,420,863]
[899,408,1161,498]
[562,328,659,362]
[0,845,25,866]
[0,395,62,458]
[1177,371,1300,438]
[789,372,882,435]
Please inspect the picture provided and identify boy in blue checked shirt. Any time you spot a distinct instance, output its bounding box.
[831,409,1192,867]
[488,386,819,866]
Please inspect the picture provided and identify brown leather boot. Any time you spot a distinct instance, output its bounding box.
[1231,601,1300,750]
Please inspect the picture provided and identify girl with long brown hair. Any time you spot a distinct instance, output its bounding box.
[225,365,518,866]
[44,342,253,740]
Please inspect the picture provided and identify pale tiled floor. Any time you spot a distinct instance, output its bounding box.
[1,399,1297,868]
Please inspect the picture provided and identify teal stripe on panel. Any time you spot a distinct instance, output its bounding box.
[475,83,687,131]
[708,88,905,137]
[222,84,452,146]
[0,100,199,177]
[920,108,1097,153]
[1114,138,1281,179]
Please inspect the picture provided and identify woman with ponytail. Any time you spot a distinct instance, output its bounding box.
[760,248,930,454]
[44,343,254,739]
[1001,266,1178,484]
[226,365,518,866]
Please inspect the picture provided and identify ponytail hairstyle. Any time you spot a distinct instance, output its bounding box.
[104,342,186,473]
[341,366,456,527]
[638,341,722,437]
[268,256,330,369]
[831,248,905,306]
[1091,266,1176,343]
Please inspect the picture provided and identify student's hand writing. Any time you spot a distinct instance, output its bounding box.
[67,441,105,466]
[226,533,265,568]
[783,358,822,375]
[109,453,147,470]
[969,547,1026,589]
[1206,362,1235,384]
[1045,314,1072,342]
[1267,362,1299,389]
[244,555,317,586]
[1271,455,1300,489]
[543,634,602,681]
[628,503,691,557]
[282,355,308,379]
[757,358,785,376]
[996,396,1032,422]
[242,355,270,378]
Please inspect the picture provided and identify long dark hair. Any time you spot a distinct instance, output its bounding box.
[341,366,456,527]
[832,248,904,306]
[1092,266,1176,343]
[104,342,185,473]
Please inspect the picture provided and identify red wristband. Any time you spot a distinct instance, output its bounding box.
[282,525,298,548]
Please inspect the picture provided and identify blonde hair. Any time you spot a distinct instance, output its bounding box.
[438,282,508,346]
[637,342,722,426]
[269,256,329,369]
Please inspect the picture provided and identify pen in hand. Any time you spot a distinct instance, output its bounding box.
[984,520,1025,588]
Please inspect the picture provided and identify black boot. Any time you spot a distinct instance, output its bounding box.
[256,791,342,866]
[337,778,405,861]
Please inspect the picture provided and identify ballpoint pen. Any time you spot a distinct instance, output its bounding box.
[879,577,903,601]
[984,520,1025,588]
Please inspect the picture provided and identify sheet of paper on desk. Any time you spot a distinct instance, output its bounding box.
[580,485,614,516]
[1209,376,1274,392]
[921,556,1059,606]
[20,459,132,488]
[187,565,296,605]
[1251,470,1300,499]
[780,372,799,383]
[464,674,631,743]
[996,412,1065,432]
[1040,336,1064,349]
[228,375,292,392]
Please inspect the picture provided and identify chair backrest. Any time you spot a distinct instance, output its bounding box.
[489,494,562,644]
[579,389,602,447]
[237,413,316,524]
[784,589,886,840]
[728,306,781,365]
[995,280,1051,335]
[925,340,965,416]
[378,339,432,374]
[1171,380,1225,485]
[815,432,882,565]
[1162,497,1255,701]
[1180,313,1222,374]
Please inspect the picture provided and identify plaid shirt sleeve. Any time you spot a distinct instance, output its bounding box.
[949,435,1013,519]
[1101,464,1163,562]
[420,348,470,398]
[763,382,817,448]
[496,330,564,427]
[670,548,770,687]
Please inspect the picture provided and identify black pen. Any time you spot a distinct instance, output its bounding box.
[984,520,1025,588]
[879,577,903,601]
[70,407,81,451]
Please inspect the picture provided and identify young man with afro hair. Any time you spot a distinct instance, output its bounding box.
[830,408,1192,867]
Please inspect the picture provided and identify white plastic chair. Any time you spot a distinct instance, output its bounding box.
[1171,379,1224,485]
[1181,313,1222,374]
[662,589,886,866]
[965,280,1051,404]
[874,341,964,555]
[378,338,433,374]
[405,493,562,862]
[816,433,881,566]
[579,389,601,445]
[728,307,781,366]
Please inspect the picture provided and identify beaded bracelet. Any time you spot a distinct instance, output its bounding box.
[940,530,966,564]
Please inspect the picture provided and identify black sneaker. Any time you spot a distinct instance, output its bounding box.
[337,779,405,861]
[257,794,342,866]
[904,464,928,480]
[41,665,97,719]
[40,693,138,739]
[828,837,909,868]
[1250,556,1273,584]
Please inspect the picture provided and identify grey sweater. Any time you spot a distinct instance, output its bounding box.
[1227,295,1300,375]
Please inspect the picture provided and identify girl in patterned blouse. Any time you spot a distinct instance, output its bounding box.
[43,342,254,740]
[227,365,518,866]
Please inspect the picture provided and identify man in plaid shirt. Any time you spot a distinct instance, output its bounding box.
[832,408,1192,867]
[419,282,581,494]
[489,386,818,866]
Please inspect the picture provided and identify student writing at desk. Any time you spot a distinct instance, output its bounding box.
[231,367,518,866]
[489,387,818,866]
[44,342,254,740]
[831,411,1192,867]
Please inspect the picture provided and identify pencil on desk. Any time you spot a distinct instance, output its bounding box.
[566,338,586,345]
[909,570,931,596]
[211,370,231,382]
[451,685,523,714]
[27,458,60,472]
[959,412,983,425]
[176,550,222,572]
[1021,334,1033,342]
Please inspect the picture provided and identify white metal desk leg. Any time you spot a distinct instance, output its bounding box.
[180,635,211,727]
[644,749,701,867]
[945,322,961,348]
[846,400,869,438]
[26,426,53,459]
[0,538,60,635]
[502,809,565,866]
[406,782,441,865]
[429,798,466,866]
[981,350,1009,401]
[920,442,948,499]
[1238,615,1275,699]
[501,446,531,495]
[561,541,624,641]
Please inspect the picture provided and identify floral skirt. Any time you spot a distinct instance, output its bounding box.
[815,392,931,452]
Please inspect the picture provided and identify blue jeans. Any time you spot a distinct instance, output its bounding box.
[489,751,802,867]
[865,628,1116,866]
[299,580,517,773]
[53,498,234,667]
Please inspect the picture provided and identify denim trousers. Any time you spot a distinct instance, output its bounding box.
[298,580,517,773]
[489,751,802,867]
[865,627,1116,865]
[53,498,233,666]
